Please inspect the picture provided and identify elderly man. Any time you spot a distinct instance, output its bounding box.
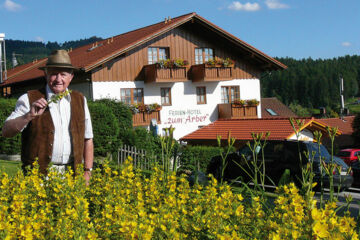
[2,50,93,183]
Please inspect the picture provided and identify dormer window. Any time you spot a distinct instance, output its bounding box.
[148,47,168,64]
[195,48,214,64]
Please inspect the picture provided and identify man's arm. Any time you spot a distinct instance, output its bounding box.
[83,138,94,184]
[2,113,34,137]
[2,98,48,138]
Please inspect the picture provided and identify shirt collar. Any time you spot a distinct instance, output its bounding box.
[46,85,71,103]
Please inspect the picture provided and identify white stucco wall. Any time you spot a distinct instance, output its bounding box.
[288,129,314,142]
[92,79,261,139]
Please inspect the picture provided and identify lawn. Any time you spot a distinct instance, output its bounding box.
[0,160,22,177]
[348,104,360,114]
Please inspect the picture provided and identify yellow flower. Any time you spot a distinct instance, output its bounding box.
[193,225,201,231]
[292,230,300,239]
[311,208,322,221]
[235,205,244,217]
[313,222,330,238]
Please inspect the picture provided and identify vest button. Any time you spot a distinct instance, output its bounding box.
[49,143,53,146]
[48,155,51,159]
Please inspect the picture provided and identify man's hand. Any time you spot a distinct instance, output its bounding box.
[28,98,47,119]
[2,98,48,138]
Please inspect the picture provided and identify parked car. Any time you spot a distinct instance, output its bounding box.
[350,161,360,187]
[207,140,353,191]
[336,148,360,166]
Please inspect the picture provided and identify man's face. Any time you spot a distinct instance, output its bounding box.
[45,68,74,94]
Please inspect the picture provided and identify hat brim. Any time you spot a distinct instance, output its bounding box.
[38,64,79,71]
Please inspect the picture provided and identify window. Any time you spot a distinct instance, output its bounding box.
[266,108,278,116]
[221,86,240,103]
[148,47,168,64]
[161,88,171,105]
[120,88,144,104]
[196,86,206,104]
[195,48,214,64]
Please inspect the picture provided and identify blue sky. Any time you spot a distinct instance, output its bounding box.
[1,0,359,59]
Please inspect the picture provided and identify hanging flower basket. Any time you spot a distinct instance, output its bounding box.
[129,103,162,114]
[246,99,259,106]
[205,58,235,67]
[155,58,188,68]
[221,58,235,67]
[231,99,259,107]
[232,99,246,107]
[148,103,162,112]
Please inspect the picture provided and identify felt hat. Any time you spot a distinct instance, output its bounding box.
[39,50,78,70]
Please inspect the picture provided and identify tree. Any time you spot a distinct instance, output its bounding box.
[352,113,360,144]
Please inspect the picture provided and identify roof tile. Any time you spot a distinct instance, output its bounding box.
[181,118,314,141]
[316,116,354,135]
[261,97,297,118]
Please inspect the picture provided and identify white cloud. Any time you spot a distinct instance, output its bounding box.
[342,42,351,47]
[3,0,22,12]
[228,1,261,11]
[265,0,289,9]
[35,36,44,42]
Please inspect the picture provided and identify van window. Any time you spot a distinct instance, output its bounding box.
[306,143,331,159]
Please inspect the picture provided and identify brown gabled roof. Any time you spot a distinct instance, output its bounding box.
[180,118,341,141]
[316,116,355,135]
[2,12,286,87]
[4,59,46,85]
[261,97,297,118]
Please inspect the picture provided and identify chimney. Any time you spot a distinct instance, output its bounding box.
[0,33,7,83]
[319,107,326,116]
[12,52,18,68]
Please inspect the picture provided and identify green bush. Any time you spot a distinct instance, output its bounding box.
[122,127,162,156]
[0,98,21,155]
[92,99,134,151]
[88,101,120,156]
[94,99,132,131]
[178,145,224,172]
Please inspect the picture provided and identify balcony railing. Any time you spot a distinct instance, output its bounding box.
[191,64,233,82]
[132,110,161,126]
[144,64,187,83]
[218,103,258,119]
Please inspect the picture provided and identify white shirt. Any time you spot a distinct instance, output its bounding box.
[6,86,93,165]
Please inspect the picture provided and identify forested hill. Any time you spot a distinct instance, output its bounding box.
[4,36,102,68]
[261,55,360,110]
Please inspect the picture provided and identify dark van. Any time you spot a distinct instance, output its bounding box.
[207,140,353,190]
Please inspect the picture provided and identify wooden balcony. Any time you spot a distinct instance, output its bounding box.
[191,64,233,82]
[132,111,161,126]
[218,103,258,119]
[144,64,187,83]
